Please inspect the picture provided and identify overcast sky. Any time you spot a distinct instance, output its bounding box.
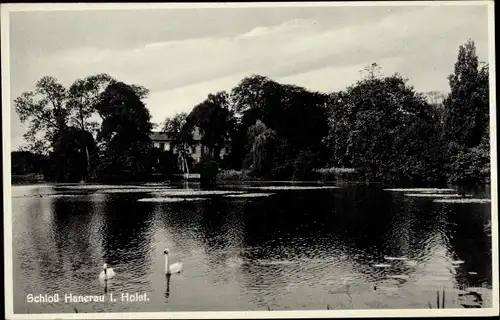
[6,3,490,150]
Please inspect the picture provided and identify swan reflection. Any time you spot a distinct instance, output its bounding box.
[165,274,171,300]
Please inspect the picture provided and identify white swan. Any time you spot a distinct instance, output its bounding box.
[164,248,183,275]
[99,263,116,281]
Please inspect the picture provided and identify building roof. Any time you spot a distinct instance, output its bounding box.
[149,127,202,142]
[149,132,174,142]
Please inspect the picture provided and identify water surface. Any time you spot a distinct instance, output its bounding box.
[11,183,492,313]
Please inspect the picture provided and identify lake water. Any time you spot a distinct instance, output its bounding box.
[10,182,493,313]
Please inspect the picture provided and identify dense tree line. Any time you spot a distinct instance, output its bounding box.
[164,39,490,188]
[11,151,46,176]
[13,39,490,189]
[13,74,160,182]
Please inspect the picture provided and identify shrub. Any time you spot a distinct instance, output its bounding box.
[198,155,219,188]
[446,142,490,193]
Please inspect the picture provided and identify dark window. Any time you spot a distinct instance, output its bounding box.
[159,142,165,150]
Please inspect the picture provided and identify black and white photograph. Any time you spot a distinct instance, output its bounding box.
[2,2,498,319]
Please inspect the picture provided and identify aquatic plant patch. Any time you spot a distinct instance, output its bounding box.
[373,263,392,268]
[434,198,491,204]
[383,188,456,192]
[419,189,460,194]
[12,184,54,190]
[44,194,87,198]
[95,188,176,194]
[10,194,88,199]
[151,190,246,196]
[224,193,275,198]
[60,184,172,190]
[403,260,419,267]
[384,256,409,261]
[246,186,340,191]
[137,197,208,203]
[404,193,464,198]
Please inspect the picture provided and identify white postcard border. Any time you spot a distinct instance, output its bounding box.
[1,1,498,319]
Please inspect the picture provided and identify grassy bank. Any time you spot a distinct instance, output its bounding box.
[215,170,263,183]
[216,167,359,183]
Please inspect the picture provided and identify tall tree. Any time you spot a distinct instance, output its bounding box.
[68,73,149,135]
[360,62,383,80]
[95,81,153,180]
[14,74,150,182]
[231,75,275,116]
[245,120,277,176]
[186,91,234,161]
[325,69,445,183]
[230,74,329,178]
[14,76,69,155]
[163,113,191,146]
[163,112,194,173]
[443,39,490,189]
[68,73,114,133]
[13,76,84,182]
[443,39,489,148]
[67,73,115,180]
[46,126,96,182]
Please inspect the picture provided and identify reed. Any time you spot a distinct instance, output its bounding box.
[442,290,445,309]
[428,290,446,309]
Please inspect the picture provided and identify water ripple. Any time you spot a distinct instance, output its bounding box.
[11,184,492,312]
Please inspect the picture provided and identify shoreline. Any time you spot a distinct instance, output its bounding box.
[9,177,491,191]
